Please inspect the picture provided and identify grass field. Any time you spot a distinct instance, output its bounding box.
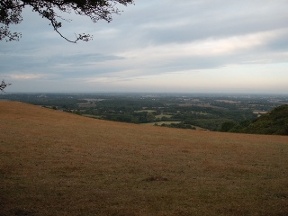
[1,101,288,216]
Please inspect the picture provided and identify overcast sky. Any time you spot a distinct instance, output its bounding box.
[1,0,288,94]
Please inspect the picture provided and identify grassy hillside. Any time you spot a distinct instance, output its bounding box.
[231,104,288,135]
[1,101,288,216]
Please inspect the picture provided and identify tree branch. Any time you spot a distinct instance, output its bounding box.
[0,0,134,43]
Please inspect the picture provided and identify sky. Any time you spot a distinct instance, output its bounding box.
[1,0,288,94]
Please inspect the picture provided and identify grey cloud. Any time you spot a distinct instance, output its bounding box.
[48,53,124,65]
[135,5,288,45]
[1,0,288,93]
[0,51,124,77]
[110,0,287,48]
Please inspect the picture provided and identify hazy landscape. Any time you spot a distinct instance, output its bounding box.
[1,1,288,215]
[1,101,288,215]
[1,93,288,133]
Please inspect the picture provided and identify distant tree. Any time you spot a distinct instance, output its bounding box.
[0,80,12,92]
[220,121,236,132]
[0,0,134,43]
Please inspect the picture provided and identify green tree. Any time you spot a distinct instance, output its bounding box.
[220,121,236,132]
[0,0,133,42]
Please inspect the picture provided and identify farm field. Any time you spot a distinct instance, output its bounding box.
[2,93,288,131]
[1,101,288,216]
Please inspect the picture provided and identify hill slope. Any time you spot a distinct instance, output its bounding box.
[245,104,288,135]
[1,101,288,216]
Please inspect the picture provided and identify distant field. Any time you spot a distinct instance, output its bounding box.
[135,110,156,113]
[143,121,181,125]
[82,114,101,119]
[1,101,288,216]
[155,113,173,119]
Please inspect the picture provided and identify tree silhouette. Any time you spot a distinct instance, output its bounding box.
[0,80,11,92]
[0,0,133,43]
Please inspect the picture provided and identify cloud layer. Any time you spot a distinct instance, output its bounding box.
[1,0,288,93]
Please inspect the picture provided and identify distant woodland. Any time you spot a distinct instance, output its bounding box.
[1,93,287,135]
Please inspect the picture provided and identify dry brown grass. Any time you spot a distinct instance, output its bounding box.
[1,101,288,216]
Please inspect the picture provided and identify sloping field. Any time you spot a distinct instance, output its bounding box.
[1,101,288,216]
